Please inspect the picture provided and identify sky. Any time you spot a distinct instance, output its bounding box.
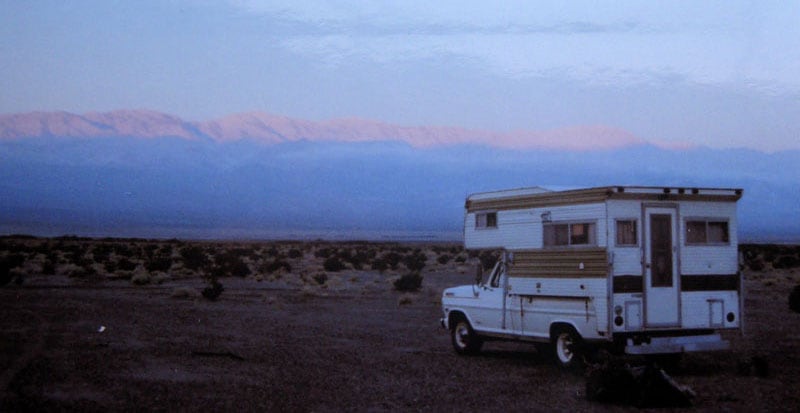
[1,1,799,151]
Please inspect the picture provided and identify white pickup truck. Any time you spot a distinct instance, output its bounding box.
[441,186,743,367]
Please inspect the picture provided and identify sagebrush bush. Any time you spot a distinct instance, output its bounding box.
[323,256,346,272]
[371,257,389,272]
[145,255,173,273]
[260,259,292,274]
[0,254,25,286]
[402,250,427,272]
[789,285,800,313]
[180,245,208,271]
[312,272,328,285]
[213,251,251,277]
[394,272,423,292]
[116,257,138,272]
[774,255,800,269]
[437,254,452,265]
[202,279,224,301]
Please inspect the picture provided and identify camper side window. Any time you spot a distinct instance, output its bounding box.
[685,219,729,245]
[475,212,497,229]
[543,222,596,247]
[615,219,638,246]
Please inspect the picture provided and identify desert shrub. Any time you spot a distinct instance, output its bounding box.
[104,260,118,273]
[312,272,328,285]
[211,250,251,277]
[42,259,56,275]
[437,254,452,265]
[380,252,402,270]
[774,255,800,269]
[371,257,389,272]
[228,246,257,259]
[323,256,346,272]
[145,255,173,273]
[790,285,800,313]
[287,248,303,259]
[345,250,373,270]
[202,279,224,301]
[398,294,413,305]
[1,253,25,285]
[454,255,466,263]
[90,243,114,263]
[260,259,292,274]
[180,245,209,271]
[112,243,135,257]
[131,271,151,285]
[142,243,160,259]
[315,247,334,259]
[478,250,500,270]
[116,258,138,272]
[394,272,423,292]
[402,250,428,272]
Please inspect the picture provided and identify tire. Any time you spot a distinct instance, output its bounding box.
[551,326,583,369]
[450,317,483,355]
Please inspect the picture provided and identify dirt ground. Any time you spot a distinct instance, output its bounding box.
[2,239,800,411]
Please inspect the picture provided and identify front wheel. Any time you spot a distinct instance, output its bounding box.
[552,326,583,368]
[451,318,483,355]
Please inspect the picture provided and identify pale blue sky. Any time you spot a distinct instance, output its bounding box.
[2,1,799,151]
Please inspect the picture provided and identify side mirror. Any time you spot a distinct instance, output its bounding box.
[475,264,483,285]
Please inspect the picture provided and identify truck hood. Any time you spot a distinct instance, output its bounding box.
[442,285,477,300]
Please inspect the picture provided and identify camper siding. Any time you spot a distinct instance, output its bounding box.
[464,202,607,250]
[463,209,535,249]
[679,201,739,275]
[681,291,740,329]
[606,200,644,276]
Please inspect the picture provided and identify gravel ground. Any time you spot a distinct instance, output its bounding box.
[1,242,800,411]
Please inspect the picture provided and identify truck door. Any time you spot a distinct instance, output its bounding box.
[643,206,680,327]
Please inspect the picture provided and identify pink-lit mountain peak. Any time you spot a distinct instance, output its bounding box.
[0,110,667,151]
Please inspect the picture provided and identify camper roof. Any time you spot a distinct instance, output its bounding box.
[466,185,743,212]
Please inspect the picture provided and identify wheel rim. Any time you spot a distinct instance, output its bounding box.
[556,332,573,363]
[455,323,470,349]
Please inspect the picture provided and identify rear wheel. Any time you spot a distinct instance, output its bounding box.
[552,326,583,368]
[450,317,483,355]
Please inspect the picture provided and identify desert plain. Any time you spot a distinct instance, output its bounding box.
[1,236,799,411]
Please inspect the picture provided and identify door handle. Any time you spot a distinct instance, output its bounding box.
[645,263,651,269]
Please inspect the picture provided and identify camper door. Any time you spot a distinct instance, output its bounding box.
[643,205,680,327]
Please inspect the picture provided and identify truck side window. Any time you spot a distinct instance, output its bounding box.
[490,262,502,288]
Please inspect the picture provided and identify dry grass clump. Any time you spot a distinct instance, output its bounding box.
[171,286,200,299]
[398,294,413,306]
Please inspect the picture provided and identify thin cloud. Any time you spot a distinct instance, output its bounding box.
[229,1,800,93]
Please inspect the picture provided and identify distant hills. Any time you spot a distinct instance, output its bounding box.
[0,110,798,242]
[2,110,652,150]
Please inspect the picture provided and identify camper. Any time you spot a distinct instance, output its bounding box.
[440,186,743,367]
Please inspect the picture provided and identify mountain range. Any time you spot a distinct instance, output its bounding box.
[1,109,652,150]
[1,110,798,242]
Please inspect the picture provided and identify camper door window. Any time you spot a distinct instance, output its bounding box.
[543,221,597,247]
[475,212,497,229]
